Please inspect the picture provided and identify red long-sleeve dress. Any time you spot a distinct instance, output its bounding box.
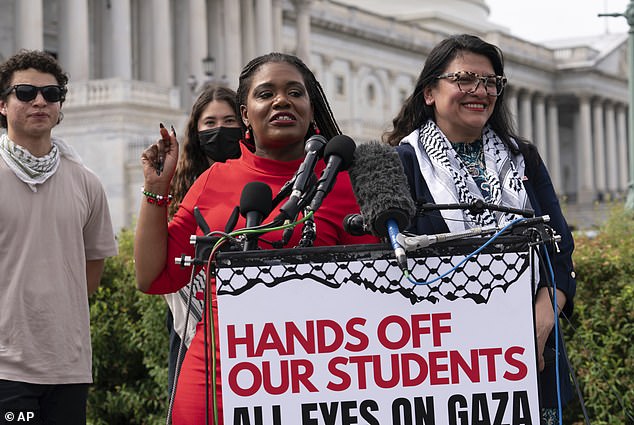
[147,144,379,424]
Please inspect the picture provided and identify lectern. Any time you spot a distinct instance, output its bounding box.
[211,235,542,424]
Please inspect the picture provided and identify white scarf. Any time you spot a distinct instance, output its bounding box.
[0,133,83,192]
[401,120,530,232]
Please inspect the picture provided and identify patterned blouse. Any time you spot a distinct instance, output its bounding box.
[451,139,490,200]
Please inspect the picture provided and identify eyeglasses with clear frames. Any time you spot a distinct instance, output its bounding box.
[436,71,507,97]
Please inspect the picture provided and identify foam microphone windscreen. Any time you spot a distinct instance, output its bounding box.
[348,142,415,238]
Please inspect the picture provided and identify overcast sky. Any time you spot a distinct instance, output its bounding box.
[486,0,630,42]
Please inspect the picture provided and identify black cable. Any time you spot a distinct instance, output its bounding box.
[556,287,634,424]
[298,209,316,247]
[534,246,593,424]
[166,266,199,425]
[556,319,592,425]
[203,266,209,425]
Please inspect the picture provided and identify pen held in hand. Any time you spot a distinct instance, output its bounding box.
[156,156,164,176]
[157,123,169,176]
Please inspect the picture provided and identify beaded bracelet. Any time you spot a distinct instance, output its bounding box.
[142,188,173,206]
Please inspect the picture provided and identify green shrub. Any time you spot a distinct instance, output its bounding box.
[565,205,634,424]
[88,228,169,425]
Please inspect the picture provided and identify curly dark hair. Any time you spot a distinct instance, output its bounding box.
[382,34,519,151]
[236,52,341,142]
[168,85,240,218]
[0,50,69,128]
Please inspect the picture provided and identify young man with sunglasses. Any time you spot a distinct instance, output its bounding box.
[0,50,117,424]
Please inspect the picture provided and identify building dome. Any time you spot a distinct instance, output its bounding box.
[334,0,489,20]
[332,0,505,34]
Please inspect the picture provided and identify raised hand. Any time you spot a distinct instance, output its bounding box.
[141,123,179,191]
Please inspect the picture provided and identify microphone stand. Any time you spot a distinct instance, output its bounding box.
[398,215,561,252]
[279,180,319,248]
[417,199,535,218]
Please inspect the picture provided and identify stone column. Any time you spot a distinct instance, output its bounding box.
[577,95,595,203]
[349,61,361,136]
[256,0,274,55]
[272,0,284,51]
[604,102,619,196]
[506,87,519,132]
[519,90,533,141]
[110,0,133,79]
[58,0,90,81]
[534,94,548,164]
[546,97,561,191]
[592,99,606,196]
[188,0,208,81]
[616,104,629,193]
[16,0,44,50]
[224,0,243,84]
[292,0,313,65]
[153,0,173,86]
[242,0,256,62]
[321,54,335,95]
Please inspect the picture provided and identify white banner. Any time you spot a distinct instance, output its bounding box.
[216,252,540,425]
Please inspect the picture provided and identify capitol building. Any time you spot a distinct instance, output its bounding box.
[0,0,628,230]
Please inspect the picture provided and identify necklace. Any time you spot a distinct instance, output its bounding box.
[451,139,485,177]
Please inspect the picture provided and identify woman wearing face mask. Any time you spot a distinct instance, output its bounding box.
[134,52,378,424]
[163,85,242,402]
[168,85,243,218]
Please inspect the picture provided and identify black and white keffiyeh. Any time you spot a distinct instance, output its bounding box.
[163,270,206,348]
[401,119,530,232]
[0,133,83,192]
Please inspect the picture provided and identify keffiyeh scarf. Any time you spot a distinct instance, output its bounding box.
[401,120,530,232]
[0,133,83,192]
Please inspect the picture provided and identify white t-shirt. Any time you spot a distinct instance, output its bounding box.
[0,155,117,384]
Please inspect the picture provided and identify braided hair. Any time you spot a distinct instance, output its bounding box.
[236,52,341,142]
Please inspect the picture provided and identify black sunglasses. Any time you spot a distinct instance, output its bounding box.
[2,84,66,103]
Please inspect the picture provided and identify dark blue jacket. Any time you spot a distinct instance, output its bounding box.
[396,140,576,408]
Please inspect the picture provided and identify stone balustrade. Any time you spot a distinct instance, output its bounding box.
[63,78,180,110]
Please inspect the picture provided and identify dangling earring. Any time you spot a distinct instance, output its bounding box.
[312,121,320,135]
[244,127,251,140]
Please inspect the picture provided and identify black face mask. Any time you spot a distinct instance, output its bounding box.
[198,127,243,163]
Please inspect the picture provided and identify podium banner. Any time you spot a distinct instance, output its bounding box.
[215,242,540,425]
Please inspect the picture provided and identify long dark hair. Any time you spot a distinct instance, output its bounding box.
[168,85,239,218]
[236,52,341,141]
[383,34,518,150]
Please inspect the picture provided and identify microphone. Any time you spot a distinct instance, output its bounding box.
[342,213,369,236]
[239,181,273,251]
[398,215,554,250]
[278,134,327,220]
[348,141,416,271]
[308,135,356,213]
[193,206,211,235]
[399,227,491,250]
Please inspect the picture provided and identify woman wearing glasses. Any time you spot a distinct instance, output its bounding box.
[383,34,576,425]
